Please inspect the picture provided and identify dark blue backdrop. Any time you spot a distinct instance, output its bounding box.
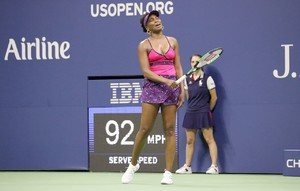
[0,0,299,173]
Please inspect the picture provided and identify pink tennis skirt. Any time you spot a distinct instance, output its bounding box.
[140,75,180,105]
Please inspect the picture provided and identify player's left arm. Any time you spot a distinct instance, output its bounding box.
[170,36,185,108]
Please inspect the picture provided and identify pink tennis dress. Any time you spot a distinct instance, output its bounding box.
[140,36,180,105]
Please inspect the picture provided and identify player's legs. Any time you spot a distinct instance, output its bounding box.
[121,103,159,184]
[201,127,218,165]
[161,104,177,172]
[185,129,197,166]
[131,102,159,165]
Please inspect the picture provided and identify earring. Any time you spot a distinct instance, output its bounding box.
[146,28,151,35]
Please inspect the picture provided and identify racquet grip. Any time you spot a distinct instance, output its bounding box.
[175,75,187,85]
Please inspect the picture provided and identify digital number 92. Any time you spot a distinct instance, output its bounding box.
[105,120,134,145]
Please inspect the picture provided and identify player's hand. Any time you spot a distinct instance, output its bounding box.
[165,79,177,89]
[177,91,185,109]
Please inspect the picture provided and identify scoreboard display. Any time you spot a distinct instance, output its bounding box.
[88,76,178,172]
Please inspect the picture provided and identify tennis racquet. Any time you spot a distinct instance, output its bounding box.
[175,47,223,85]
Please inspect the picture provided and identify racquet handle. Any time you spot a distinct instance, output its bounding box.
[175,75,187,85]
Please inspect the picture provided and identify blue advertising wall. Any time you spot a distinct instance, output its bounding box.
[0,0,300,173]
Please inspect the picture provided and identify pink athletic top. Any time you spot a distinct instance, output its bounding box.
[147,36,176,76]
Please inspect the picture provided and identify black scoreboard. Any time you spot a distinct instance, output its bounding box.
[88,76,178,172]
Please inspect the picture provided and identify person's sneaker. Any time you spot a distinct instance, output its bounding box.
[175,164,192,174]
[160,170,173,185]
[206,165,219,174]
[121,163,140,184]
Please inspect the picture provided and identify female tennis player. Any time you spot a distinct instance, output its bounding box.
[121,10,185,185]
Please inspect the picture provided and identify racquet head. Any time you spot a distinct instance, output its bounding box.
[176,47,224,85]
[196,47,223,68]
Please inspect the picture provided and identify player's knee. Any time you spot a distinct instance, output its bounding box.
[139,126,152,137]
[164,125,175,137]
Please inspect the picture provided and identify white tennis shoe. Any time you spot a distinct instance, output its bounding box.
[206,165,219,174]
[160,170,173,185]
[121,163,140,184]
[175,164,192,174]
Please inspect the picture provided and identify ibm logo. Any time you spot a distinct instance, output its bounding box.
[110,82,142,104]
